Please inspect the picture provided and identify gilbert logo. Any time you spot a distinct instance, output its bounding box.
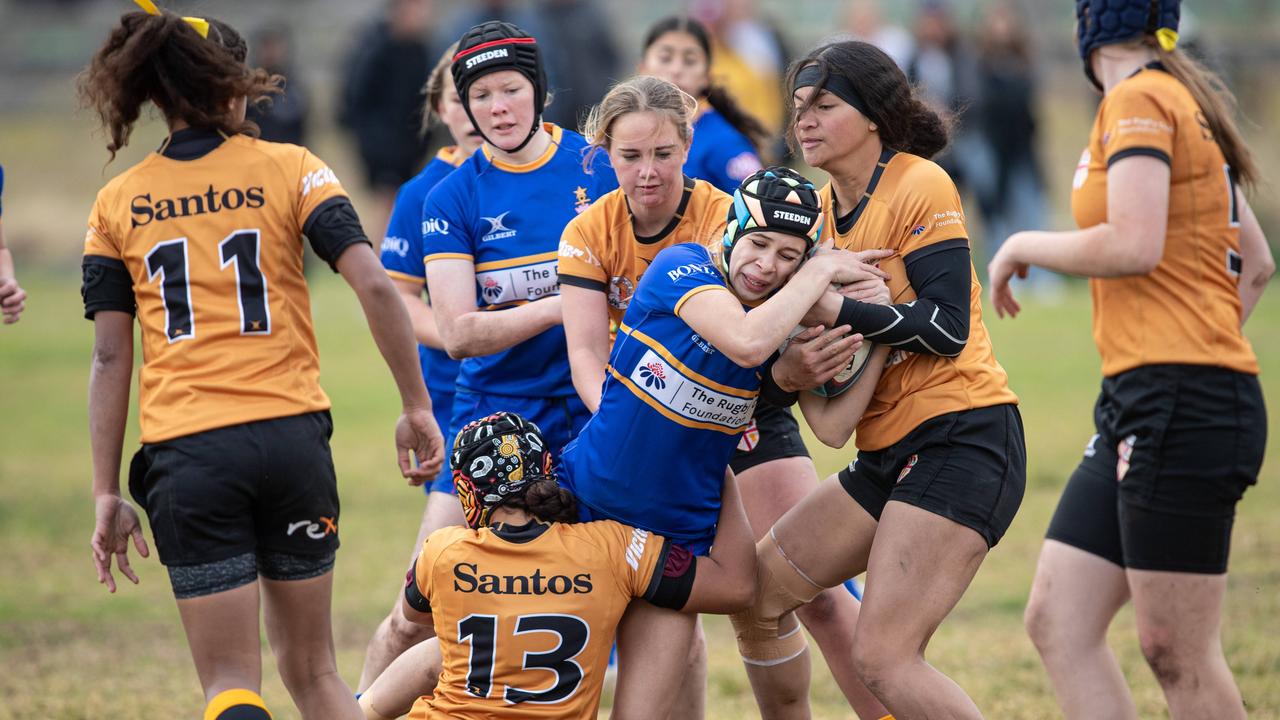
[465,48,508,69]
[287,517,337,540]
[772,209,809,224]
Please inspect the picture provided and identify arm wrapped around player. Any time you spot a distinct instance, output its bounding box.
[835,241,971,357]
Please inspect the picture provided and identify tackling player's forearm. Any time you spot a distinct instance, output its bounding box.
[392,280,445,350]
[442,297,561,359]
[797,345,890,448]
[1237,192,1273,325]
[89,314,133,497]
[568,346,606,413]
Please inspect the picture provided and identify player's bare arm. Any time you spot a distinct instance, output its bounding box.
[426,256,563,359]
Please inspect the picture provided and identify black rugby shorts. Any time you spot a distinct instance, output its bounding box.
[730,402,810,474]
[128,410,341,567]
[838,404,1026,548]
[1046,365,1266,573]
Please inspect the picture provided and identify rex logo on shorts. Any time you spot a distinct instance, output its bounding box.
[287,517,338,540]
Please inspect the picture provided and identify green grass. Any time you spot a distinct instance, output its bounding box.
[0,269,1277,719]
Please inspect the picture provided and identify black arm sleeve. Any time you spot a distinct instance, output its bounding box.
[82,255,136,319]
[836,240,971,357]
[757,351,800,408]
[643,539,698,611]
[302,196,373,272]
[402,562,432,615]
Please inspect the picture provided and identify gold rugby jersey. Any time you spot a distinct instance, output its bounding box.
[83,134,348,442]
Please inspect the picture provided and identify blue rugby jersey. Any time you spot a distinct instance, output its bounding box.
[380,147,466,394]
[685,107,762,195]
[560,243,760,548]
[423,124,617,398]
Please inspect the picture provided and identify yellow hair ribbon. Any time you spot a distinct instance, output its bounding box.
[1156,28,1179,52]
[131,0,210,39]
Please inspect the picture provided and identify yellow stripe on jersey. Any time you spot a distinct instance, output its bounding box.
[607,365,747,435]
[424,252,473,265]
[673,284,730,316]
[474,251,559,272]
[618,322,758,399]
[385,269,424,284]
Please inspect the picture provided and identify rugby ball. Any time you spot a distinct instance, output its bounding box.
[809,338,876,398]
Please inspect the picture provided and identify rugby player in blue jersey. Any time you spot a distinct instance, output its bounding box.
[558,167,890,719]
[358,42,484,692]
[422,20,616,466]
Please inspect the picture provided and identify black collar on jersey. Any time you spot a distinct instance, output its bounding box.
[490,519,551,544]
[158,127,226,161]
[793,63,882,129]
[835,148,897,235]
[629,175,697,245]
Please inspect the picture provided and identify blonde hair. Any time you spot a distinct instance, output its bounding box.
[420,41,458,135]
[581,75,698,168]
[1151,41,1259,190]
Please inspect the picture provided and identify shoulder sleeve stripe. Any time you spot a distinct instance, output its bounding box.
[559,274,608,292]
[424,252,474,265]
[385,269,425,283]
[673,284,730,316]
[903,237,969,266]
[1106,147,1171,168]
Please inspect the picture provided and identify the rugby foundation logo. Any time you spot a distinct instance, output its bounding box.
[638,361,667,390]
[481,276,504,302]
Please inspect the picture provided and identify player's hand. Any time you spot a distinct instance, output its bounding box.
[837,276,891,306]
[809,247,892,286]
[775,325,864,392]
[0,278,26,324]
[988,239,1029,319]
[397,408,445,485]
[91,494,149,593]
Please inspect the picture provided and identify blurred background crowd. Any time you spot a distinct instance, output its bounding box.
[0,0,1277,286]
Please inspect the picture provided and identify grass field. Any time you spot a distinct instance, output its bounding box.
[0,269,1277,719]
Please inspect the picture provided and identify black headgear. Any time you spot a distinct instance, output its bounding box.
[451,21,547,153]
[721,166,825,274]
[450,412,554,529]
[1076,0,1180,90]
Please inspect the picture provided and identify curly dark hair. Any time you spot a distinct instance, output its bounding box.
[786,41,949,159]
[503,478,579,524]
[77,10,283,161]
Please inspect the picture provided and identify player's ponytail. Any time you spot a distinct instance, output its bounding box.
[787,41,950,160]
[642,16,770,155]
[77,10,282,161]
[510,479,579,524]
[1155,44,1259,190]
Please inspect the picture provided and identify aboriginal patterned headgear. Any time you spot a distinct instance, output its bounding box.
[451,412,554,529]
[1076,0,1180,90]
[451,21,547,153]
[721,166,825,273]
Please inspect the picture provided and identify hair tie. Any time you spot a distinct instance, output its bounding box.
[1155,27,1179,52]
[132,0,210,39]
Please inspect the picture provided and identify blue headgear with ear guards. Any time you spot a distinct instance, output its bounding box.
[1075,0,1180,90]
[721,166,825,273]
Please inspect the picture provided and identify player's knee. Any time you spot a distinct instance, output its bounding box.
[203,689,270,720]
[1137,624,1185,686]
[795,587,843,632]
[850,635,894,696]
[730,533,821,667]
[1022,591,1057,651]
